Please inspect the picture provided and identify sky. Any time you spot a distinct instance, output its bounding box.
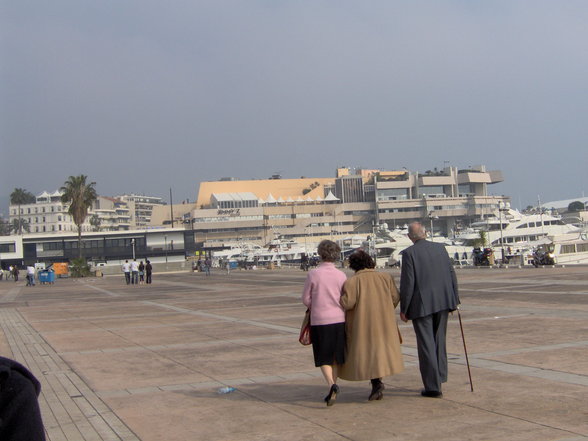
[2,0,587,215]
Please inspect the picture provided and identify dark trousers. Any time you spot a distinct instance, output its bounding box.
[146,273,152,284]
[412,310,449,393]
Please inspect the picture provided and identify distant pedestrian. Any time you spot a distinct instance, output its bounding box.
[204,257,211,276]
[300,253,309,271]
[399,221,460,398]
[122,260,131,284]
[130,259,139,285]
[139,261,145,284]
[145,260,152,284]
[26,265,36,286]
[12,266,19,282]
[0,268,4,281]
[7,266,13,280]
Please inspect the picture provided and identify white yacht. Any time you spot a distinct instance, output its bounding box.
[454,209,580,250]
[537,230,588,265]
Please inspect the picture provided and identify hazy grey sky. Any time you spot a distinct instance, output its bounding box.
[2,0,587,213]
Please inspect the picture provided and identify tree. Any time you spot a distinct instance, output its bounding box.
[60,175,98,259]
[0,217,11,236]
[472,231,487,248]
[11,218,30,234]
[567,201,586,212]
[89,214,101,232]
[10,188,35,235]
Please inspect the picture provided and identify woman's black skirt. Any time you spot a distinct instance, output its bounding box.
[310,322,346,367]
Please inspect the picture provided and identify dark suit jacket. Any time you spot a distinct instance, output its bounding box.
[399,239,460,320]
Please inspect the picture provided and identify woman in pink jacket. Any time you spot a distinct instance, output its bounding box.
[302,240,347,406]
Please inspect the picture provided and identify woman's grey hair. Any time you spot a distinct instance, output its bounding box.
[317,240,341,262]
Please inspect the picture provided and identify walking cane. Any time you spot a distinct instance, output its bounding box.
[457,307,474,392]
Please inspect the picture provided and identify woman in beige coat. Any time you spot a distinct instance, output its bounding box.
[339,250,404,400]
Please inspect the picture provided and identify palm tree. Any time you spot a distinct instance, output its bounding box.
[10,188,35,234]
[11,218,30,234]
[60,175,98,259]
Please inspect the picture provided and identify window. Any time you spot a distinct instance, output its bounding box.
[377,188,409,201]
[43,242,63,251]
[561,244,576,254]
[0,243,16,252]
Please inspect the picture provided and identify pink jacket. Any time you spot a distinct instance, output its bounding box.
[301,262,346,326]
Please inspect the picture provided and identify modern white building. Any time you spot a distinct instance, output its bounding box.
[117,194,166,228]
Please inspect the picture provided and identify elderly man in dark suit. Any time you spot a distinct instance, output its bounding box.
[399,221,460,397]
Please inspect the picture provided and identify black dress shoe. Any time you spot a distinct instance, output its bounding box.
[368,380,385,401]
[420,389,443,398]
[324,384,339,406]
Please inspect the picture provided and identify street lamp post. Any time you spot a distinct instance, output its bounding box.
[131,238,136,260]
[498,201,510,264]
[164,235,168,263]
[428,211,438,242]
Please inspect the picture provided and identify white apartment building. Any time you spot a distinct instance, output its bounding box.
[9,191,144,234]
[117,194,166,228]
[9,191,78,234]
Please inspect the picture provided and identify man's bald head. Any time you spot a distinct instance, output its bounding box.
[408,221,427,243]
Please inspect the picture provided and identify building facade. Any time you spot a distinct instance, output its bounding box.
[375,165,507,236]
[8,191,164,234]
[182,165,508,251]
[117,194,166,228]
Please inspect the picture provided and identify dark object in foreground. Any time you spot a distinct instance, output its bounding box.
[0,356,46,441]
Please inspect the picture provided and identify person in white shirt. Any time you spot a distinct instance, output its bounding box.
[130,259,139,285]
[122,260,131,285]
[26,265,36,286]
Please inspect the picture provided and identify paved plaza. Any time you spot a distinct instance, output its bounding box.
[0,265,587,441]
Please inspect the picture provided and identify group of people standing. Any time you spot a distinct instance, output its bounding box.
[121,259,152,284]
[0,265,20,282]
[302,221,460,405]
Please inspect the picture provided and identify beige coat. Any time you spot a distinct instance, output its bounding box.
[339,269,404,381]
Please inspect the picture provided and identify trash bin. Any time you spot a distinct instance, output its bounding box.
[38,271,50,284]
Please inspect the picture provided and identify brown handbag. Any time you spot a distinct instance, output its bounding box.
[299,309,311,345]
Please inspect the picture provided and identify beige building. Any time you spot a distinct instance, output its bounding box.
[170,165,508,251]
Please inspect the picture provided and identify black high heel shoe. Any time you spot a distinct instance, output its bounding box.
[324,384,339,406]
